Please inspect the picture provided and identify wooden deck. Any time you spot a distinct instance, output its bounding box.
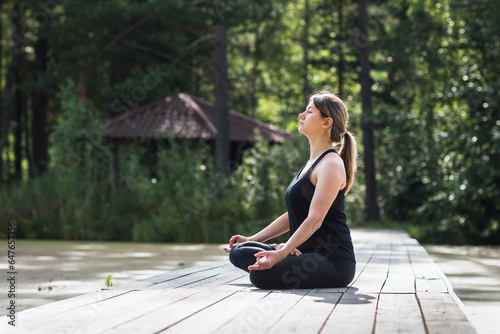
[1,229,477,333]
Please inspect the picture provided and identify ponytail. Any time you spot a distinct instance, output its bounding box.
[340,131,357,194]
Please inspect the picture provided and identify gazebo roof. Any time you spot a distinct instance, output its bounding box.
[103,93,293,143]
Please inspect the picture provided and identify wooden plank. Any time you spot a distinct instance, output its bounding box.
[126,261,235,290]
[322,292,379,334]
[382,255,415,293]
[105,286,252,334]
[5,289,130,321]
[266,291,342,333]
[417,291,477,334]
[382,237,415,294]
[407,238,449,293]
[168,266,244,291]
[151,291,269,334]
[17,289,190,334]
[215,273,252,290]
[215,289,311,334]
[113,259,228,290]
[351,250,390,294]
[113,262,244,293]
[375,293,426,334]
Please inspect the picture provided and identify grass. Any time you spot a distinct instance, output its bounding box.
[104,273,114,287]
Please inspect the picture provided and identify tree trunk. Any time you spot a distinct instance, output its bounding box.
[214,23,230,178]
[358,0,381,222]
[32,29,49,174]
[13,86,22,180]
[78,43,86,102]
[0,4,21,165]
[337,0,345,97]
[251,21,260,118]
[24,96,32,177]
[303,0,310,102]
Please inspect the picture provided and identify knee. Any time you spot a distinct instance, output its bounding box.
[228,244,252,273]
[249,270,268,289]
[228,243,242,266]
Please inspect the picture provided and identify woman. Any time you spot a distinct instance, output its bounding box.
[224,91,357,289]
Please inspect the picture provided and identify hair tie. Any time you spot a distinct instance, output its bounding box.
[342,129,347,135]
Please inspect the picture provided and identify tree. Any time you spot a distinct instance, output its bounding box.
[357,0,381,222]
[31,15,49,174]
[303,0,310,103]
[214,21,230,177]
[336,0,345,96]
[0,3,21,178]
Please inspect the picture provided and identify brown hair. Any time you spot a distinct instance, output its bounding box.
[310,91,357,193]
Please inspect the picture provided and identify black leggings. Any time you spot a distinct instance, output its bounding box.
[229,241,355,289]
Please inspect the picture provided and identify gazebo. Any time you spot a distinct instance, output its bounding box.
[103,93,293,182]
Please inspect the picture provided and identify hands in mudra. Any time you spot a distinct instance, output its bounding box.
[223,236,302,271]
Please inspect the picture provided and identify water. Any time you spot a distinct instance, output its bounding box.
[0,239,227,316]
[1,239,499,334]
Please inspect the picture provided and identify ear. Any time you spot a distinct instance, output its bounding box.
[322,117,333,128]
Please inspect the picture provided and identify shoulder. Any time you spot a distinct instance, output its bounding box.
[317,153,344,174]
[311,152,346,186]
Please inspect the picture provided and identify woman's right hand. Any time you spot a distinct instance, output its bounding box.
[222,235,250,252]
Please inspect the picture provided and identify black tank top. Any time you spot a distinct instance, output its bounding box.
[284,149,355,262]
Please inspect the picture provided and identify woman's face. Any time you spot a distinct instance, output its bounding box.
[298,101,328,135]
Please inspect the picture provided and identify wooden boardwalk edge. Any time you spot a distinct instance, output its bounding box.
[0,229,478,334]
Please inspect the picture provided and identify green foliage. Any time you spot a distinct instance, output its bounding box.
[1,137,319,243]
[50,79,111,181]
[371,0,500,244]
[230,137,308,239]
[129,139,242,243]
[104,273,113,287]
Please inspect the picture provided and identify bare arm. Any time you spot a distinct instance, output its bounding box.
[248,212,290,243]
[223,213,290,252]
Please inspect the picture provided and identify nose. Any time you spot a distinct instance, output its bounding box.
[299,111,305,119]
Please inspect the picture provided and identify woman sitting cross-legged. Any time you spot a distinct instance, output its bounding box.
[223,91,357,289]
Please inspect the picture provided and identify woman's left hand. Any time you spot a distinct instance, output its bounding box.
[248,249,287,271]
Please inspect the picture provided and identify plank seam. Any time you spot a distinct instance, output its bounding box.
[54,290,137,315]
[142,264,229,288]
[264,290,312,332]
[105,274,249,333]
[174,273,221,289]
[371,239,392,334]
[408,247,430,334]
[103,291,202,333]
[152,291,242,334]
[318,243,380,334]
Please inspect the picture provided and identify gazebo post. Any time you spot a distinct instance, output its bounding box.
[109,141,119,200]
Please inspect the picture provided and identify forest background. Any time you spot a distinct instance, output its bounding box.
[0,0,499,245]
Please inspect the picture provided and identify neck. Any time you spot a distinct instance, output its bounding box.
[308,135,333,161]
